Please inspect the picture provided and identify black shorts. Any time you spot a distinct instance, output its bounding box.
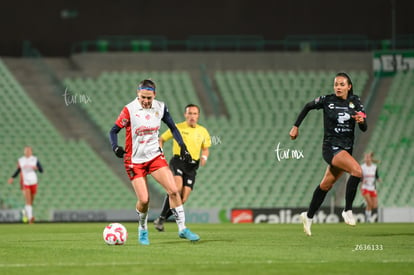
[169,156,199,190]
[322,143,353,165]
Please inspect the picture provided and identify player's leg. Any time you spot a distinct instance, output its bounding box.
[181,186,192,204]
[29,186,37,223]
[331,150,362,225]
[308,165,343,217]
[154,175,183,232]
[301,165,343,236]
[22,187,34,224]
[363,193,373,222]
[131,176,150,245]
[302,165,343,235]
[371,193,378,222]
[152,166,199,241]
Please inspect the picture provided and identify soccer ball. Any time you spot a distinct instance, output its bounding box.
[103,223,128,245]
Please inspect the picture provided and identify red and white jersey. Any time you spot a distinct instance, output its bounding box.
[18,156,39,185]
[361,163,377,191]
[115,98,165,163]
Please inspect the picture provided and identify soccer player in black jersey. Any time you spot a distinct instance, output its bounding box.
[289,72,367,236]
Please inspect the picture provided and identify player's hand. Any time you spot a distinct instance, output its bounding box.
[114,146,126,158]
[180,145,192,163]
[352,111,366,124]
[289,126,299,140]
[7,178,13,184]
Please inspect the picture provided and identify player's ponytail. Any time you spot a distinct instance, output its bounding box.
[336,72,353,97]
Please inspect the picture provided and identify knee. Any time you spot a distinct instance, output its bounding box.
[351,165,362,178]
[168,190,180,200]
[319,182,333,192]
[138,198,150,206]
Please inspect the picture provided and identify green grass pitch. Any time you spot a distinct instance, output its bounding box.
[0,222,413,274]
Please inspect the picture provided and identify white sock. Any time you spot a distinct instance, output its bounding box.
[25,205,33,220]
[365,210,372,221]
[136,209,148,230]
[172,205,186,231]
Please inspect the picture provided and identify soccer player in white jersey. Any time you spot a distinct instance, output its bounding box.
[360,152,381,222]
[8,146,43,224]
[109,79,200,245]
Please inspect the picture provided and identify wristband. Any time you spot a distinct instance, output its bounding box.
[201,155,208,161]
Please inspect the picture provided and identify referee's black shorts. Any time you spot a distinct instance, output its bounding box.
[169,155,200,190]
[322,143,353,166]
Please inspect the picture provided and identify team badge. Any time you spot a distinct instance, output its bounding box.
[155,111,160,118]
[121,118,129,126]
[349,102,355,109]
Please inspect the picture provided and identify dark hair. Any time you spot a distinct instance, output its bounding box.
[184,104,200,113]
[138,79,156,91]
[335,72,353,96]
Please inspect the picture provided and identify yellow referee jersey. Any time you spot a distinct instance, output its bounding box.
[160,121,211,161]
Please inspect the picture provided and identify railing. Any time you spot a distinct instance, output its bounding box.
[68,34,414,54]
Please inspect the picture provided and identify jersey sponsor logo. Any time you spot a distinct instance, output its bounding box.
[337,112,351,124]
[328,103,335,109]
[334,127,352,133]
[134,126,160,136]
[145,114,151,120]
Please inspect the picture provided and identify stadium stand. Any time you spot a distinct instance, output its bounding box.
[365,71,414,207]
[0,60,136,221]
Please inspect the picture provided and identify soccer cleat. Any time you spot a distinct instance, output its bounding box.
[179,228,200,242]
[300,212,312,236]
[21,210,28,224]
[342,210,356,226]
[153,217,165,232]
[138,229,150,245]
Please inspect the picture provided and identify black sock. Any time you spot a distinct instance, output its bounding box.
[307,185,328,218]
[159,195,170,219]
[165,209,173,220]
[345,176,361,211]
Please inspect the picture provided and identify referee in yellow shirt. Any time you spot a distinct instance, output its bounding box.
[154,104,211,232]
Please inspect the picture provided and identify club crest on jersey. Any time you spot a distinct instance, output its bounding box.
[155,111,160,118]
[349,102,355,109]
[121,118,129,126]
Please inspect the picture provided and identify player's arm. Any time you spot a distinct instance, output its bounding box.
[351,95,368,132]
[8,164,20,184]
[375,168,381,183]
[200,147,209,166]
[109,107,129,158]
[36,160,44,173]
[200,129,211,166]
[161,106,191,162]
[290,97,322,140]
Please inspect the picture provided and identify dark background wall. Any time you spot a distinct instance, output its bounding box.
[1,0,412,56]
